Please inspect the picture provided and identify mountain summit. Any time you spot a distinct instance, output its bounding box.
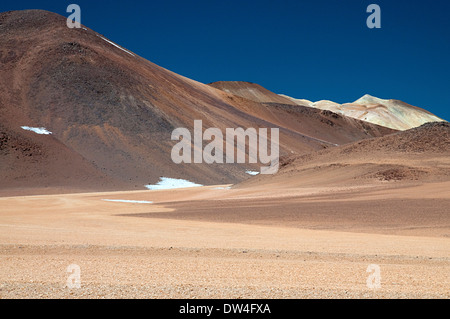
[281,93,446,131]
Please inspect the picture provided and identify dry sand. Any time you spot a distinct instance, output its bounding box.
[0,182,448,299]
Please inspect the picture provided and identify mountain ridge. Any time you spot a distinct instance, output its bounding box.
[207,81,445,130]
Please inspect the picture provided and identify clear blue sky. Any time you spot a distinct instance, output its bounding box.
[2,0,449,120]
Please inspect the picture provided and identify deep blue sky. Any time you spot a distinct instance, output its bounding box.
[2,0,449,120]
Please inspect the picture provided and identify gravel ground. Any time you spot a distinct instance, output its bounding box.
[0,245,448,299]
[0,185,448,299]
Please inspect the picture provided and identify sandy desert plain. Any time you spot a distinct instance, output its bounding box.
[0,178,449,299]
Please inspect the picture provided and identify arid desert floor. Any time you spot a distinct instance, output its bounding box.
[0,181,449,299]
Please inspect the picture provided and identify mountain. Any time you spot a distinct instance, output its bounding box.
[280,94,446,131]
[208,82,445,131]
[237,122,450,189]
[0,10,395,193]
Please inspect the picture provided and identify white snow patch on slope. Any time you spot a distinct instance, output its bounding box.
[102,199,153,204]
[21,126,52,135]
[145,177,203,190]
[246,170,260,176]
[97,35,135,56]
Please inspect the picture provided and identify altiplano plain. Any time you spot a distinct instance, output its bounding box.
[0,179,449,299]
[0,9,449,299]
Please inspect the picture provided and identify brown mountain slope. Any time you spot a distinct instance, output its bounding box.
[0,124,127,194]
[208,81,298,105]
[0,10,394,193]
[237,122,450,189]
[207,82,395,146]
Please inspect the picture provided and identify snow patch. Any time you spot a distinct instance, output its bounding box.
[145,177,203,190]
[21,126,52,135]
[245,170,260,176]
[213,186,231,190]
[97,35,135,56]
[102,199,153,204]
